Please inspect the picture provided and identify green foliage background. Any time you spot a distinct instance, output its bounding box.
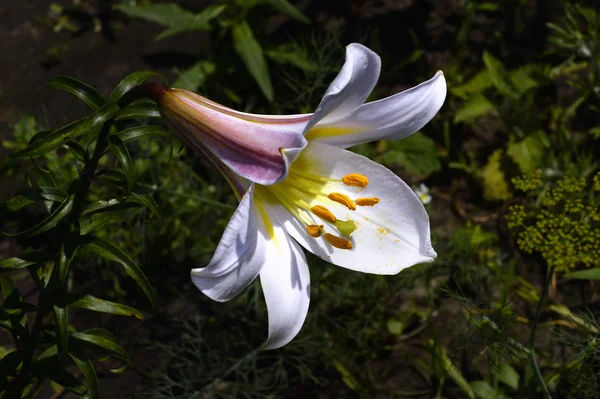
[1,0,600,397]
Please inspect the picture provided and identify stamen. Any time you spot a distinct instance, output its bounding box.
[342,174,369,188]
[356,197,380,206]
[324,233,353,250]
[311,205,337,223]
[328,193,356,210]
[306,224,324,238]
[335,219,357,237]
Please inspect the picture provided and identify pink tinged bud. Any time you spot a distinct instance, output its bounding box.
[157,89,311,185]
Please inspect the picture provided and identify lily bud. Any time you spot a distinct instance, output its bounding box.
[152,85,310,186]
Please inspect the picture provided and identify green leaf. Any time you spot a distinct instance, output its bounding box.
[14,104,119,158]
[108,135,134,193]
[27,168,57,212]
[566,268,600,280]
[451,71,492,99]
[69,352,98,399]
[65,141,89,163]
[0,277,17,300]
[115,102,161,121]
[481,150,511,201]
[47,76,106,111]
[70,328,128,360]
[0,252,54,270]
[65,294,143,320]
[471,380,509,399]
[79,213,121,235]
[483,51,519,100]
[115,125,169,145]
[497,363,519,390]
[232,21,273,101]
[81,199,140,217]
[109,71,167,104]
[4,194,74,238]
[0,351,22,384]
[155,5,227,40]
[43,367,87,396]
[3,188,67,213]
[81,236,155,308]
[266,0,309,23]
[506,133,545,172]
[115,4,225,40]
[265,47,317,71]
[376,133,441,177]
[172,61,216,90]
[54,305,68,363]
[454,93,495,123]
[129,192,164,224]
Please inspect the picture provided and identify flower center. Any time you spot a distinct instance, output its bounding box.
[255,166,380,250]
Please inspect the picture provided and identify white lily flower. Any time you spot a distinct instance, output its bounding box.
[414,183,432,205]
[157,43,447,349]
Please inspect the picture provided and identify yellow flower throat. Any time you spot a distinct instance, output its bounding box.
[255,167,380,250]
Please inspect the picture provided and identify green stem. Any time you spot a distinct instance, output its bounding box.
[529,265,555,399]
[16,119,114,397]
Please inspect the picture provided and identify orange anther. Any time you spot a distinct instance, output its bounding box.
[311,205,337,223]
[306,224,324,237]
[324,233,353,250]
[328,192,356,210]
[356,197,380,206]
[342,174,369,188]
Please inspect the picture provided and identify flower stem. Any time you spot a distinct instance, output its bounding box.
[529,265,555,399]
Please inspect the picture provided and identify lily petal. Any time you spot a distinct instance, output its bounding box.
[303,43,381,133]
[306,71,446,148]
[258,210,310,350]
[191,187,266,301]
[260,142,436,274]
[159,89,309,185]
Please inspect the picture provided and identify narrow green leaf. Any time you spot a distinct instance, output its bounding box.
[0,277,17,301]
[0,351,22,384]
[172,61,216,90]
[451,70,492,99]
[14,104,119,158]
[69,352,98,399]
[265,48,317,71]
[129,192,164,224]
[454,93,495,123]
[566,268,600,280]
[47,76,106,111]
[115,102,161,121]
[65,294,143,320]
[115,125,169,144]
[108,135,134,193]
[0,252,54,270]
[81,199,139,216]
[3,188,67,213]
[81,236,155,308]
[154,5,227,40]
[483,51,520,99]
[266,0,309,23]
[44,367,87,396]
[65,141,89,163]
[4,195,74,238]
[80,213,121,235]
[115,3,197,27]
[27,168,57,212]
[109,71,167,104]
[70,328,128,360]
[497,363,519,390]
[232,21,273,101]
[54,305,68,363]
[471,380,509,399]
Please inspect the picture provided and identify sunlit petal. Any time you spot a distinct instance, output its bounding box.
[306,71,446,148]
[190,187,266,301]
